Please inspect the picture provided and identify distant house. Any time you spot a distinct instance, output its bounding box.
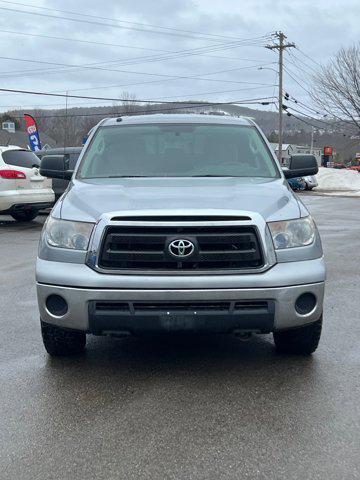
[2,121,16,133]
[270,143,293,165]
[0,128,56,150]
[270,143,322,166]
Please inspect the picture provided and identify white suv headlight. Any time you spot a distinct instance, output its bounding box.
[44,217,94,250]
[268,216,316,249]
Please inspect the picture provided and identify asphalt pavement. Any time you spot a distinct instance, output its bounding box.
[0,195,359,480]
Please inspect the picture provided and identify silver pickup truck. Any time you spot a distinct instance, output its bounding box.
[37,114,325,356]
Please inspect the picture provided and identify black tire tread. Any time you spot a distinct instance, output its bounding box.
[273,317,322,355]
[11,210,38,222]
[41,321,86,356]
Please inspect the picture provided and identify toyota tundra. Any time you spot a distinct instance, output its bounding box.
[37,115,325,356]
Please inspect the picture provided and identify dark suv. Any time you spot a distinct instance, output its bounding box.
[36,147,82,200]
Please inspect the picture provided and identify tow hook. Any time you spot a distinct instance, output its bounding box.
[233,330,254,341]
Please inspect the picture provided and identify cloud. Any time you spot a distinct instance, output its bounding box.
[0,0,359,111]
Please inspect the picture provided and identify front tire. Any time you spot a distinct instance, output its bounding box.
[273,316,322,355]
[11,209,39,222]
[41,321,86,356]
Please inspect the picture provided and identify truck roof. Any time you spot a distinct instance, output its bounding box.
[36,147,82,156]
[100,114,254,127]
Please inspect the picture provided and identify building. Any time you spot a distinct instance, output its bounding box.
[270,143,322,166]
[2,121,16,133]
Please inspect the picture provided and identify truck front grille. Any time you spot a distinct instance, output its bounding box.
[97,224,263,272]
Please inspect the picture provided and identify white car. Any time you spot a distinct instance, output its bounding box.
[0,146,54,222]
[303,175,318,190]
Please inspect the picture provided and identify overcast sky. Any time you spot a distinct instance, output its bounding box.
[0,0,359,114]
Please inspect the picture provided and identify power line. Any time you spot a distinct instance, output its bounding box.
[64,73,275,95]
[0,5,271,44]
[283,65,356,126]
[0,86,276,105]
[0,28,272,64]
[285,110,360,158]
[0,36,273,78]
[285,95,324,115]
[283,59,341,127]
[275,99,351,133]
[0,63,277,102]
[284,105,338,128]
[0,0,273,43]
[283,65,313,96]
[284,53,351,126]
[0,28,167,53]
[0,53,276,81]
[283,59,345,121]
[7,98,277,119]
[0,58,277,90]
[283,95,349,128]
[287,50,318,76]
[285,96,350,131]
[295,47,323,69]
[283,110,326,129]
[0,86,277,109]
[285,109,353,136]
[284,92,329,119]
[285,53,315,83]
[143,86,277,102]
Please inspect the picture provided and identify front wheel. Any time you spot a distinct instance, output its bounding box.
[11,209,39,222]
[41,321,86,356]
[273,316,322,355]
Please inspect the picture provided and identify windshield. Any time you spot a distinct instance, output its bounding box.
[77,123,279,179]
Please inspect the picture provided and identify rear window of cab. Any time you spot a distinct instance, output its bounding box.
[2,150,40,168]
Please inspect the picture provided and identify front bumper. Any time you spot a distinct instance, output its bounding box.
[36,257,325,333]
[37,282,324,334]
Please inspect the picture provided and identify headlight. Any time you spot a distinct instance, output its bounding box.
[44,217,94,250]
[268,216,316,249]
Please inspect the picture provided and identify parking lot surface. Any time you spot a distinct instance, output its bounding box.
[0,195,359,480]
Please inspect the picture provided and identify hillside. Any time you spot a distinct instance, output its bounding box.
[5,102,359,161]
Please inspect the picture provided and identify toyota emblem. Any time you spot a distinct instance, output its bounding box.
[168,239,195,258]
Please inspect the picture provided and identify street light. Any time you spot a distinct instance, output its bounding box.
[258,66,278,74]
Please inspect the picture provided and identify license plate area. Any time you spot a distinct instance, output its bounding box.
[88,300,275,335]
[159,314,197,330]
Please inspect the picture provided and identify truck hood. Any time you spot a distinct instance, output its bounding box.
[58,177,302,223]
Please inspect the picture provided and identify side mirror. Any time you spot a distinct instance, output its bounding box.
[283,154,318,179]
[40,155,74,180]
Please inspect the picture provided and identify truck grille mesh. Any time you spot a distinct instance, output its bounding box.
[98,224,263,272]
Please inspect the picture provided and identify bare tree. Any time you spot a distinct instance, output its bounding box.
[120,91,139,114]
[312,44,360,130]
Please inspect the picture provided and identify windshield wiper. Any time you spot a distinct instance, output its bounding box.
[107,175,148,178]
[190,174,239,177]
[104,174,239,178]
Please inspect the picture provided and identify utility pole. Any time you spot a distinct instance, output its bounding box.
[310,127,314,154]
[266,32,295,164]
[64,90,68,150]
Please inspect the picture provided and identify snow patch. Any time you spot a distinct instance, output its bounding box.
[315,167,360,196]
